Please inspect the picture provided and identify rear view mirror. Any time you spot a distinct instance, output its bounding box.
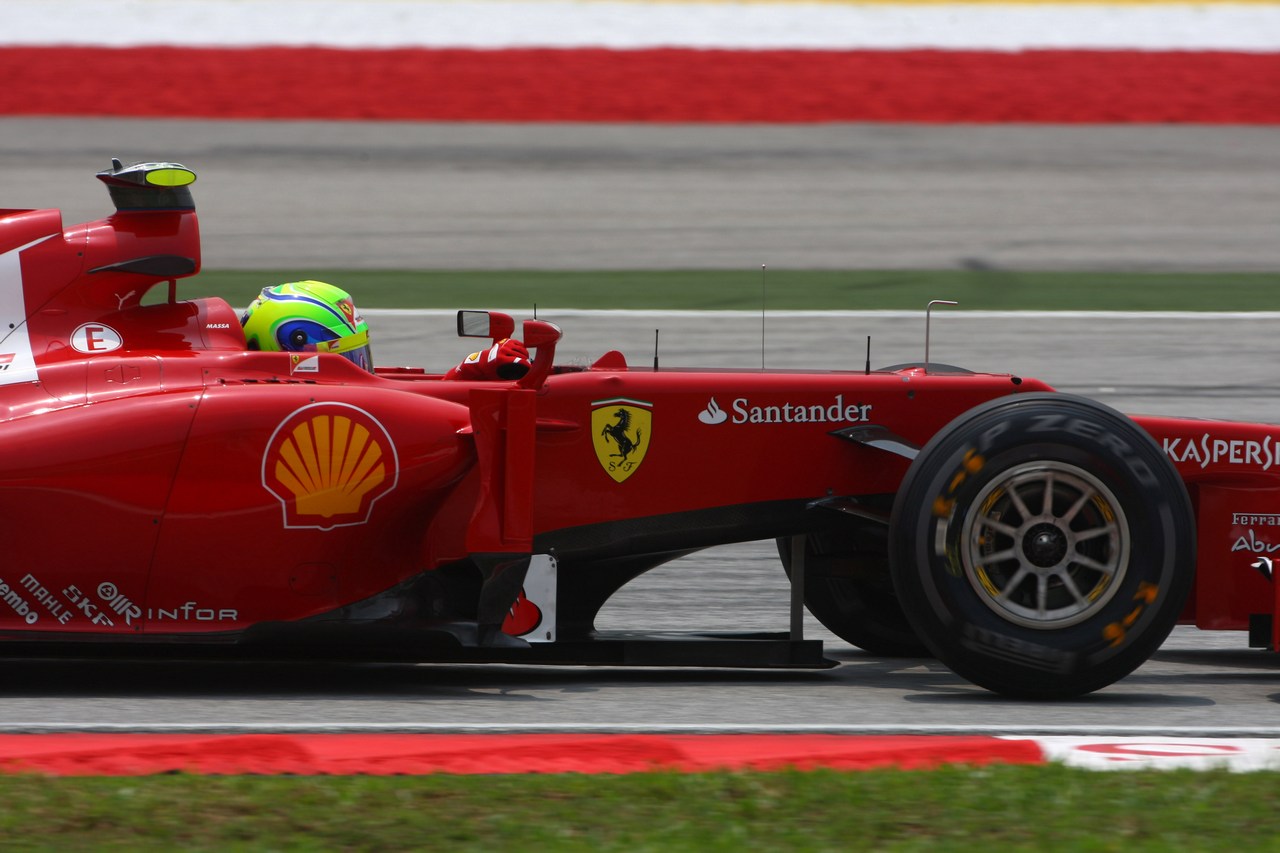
[522,318,562,349]
[456,310,515,340]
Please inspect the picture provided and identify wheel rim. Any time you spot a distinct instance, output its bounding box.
[960,461,1129,630]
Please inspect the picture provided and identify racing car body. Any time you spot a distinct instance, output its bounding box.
[0,161,1274,698]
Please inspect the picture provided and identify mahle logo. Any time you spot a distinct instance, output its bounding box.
[591,398,652,483]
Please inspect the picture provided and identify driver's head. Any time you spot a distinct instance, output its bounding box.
[241,280,372,372]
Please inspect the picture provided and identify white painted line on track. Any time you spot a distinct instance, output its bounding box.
[3,723,1280,737]
[364,309,1280,320]
[4,0,1278,50]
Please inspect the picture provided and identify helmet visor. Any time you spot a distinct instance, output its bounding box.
[316,329,373,372]
[340,343,374,372]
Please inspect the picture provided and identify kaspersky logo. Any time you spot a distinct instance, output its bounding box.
[262,403,398,529]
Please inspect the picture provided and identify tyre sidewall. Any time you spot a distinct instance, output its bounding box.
[891,393,1194,697]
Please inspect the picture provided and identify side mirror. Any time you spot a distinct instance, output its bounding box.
[456,310,515,340]
[521,318,562,349]
[517,319,562,390]
[454,310,561,390]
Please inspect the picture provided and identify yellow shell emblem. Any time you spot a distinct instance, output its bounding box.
[591,398,652,483]
[263,403,398,529]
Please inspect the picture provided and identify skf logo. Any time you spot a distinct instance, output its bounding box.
[262,403,399,529]
[71,323,123,354]
[591,398,651,483]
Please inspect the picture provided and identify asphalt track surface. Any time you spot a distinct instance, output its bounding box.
[3,118,1279,271]
[0,119,1278,734]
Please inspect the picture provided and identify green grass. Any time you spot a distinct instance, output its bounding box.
[194,269,1280,312]
[0,765,1276,851]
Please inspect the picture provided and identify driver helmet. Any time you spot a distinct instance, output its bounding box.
[241,280,372,372]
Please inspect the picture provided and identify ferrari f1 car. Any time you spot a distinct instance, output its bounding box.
[0,161,1275,699]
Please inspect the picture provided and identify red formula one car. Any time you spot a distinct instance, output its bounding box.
[0,161,1275,698]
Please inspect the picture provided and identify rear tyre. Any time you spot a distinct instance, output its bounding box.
[778,533,929,657]
[889,393,1194,698]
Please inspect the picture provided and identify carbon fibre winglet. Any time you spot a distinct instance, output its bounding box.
[830,424,920,460]
[806,495,891,524]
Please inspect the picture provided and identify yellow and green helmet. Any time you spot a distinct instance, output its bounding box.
[240,280,372,371]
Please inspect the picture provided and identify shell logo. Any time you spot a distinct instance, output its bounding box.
[262,403,399,529]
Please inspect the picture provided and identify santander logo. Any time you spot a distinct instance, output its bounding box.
[698,397,728,424]
[698,394,873,426]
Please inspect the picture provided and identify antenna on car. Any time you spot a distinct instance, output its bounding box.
[925,300,958,374]
[760,264,767,370]
[653,329,660,372]
[865,336,871,375]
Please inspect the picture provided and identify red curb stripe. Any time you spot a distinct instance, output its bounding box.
[2,46,1277,123]
[0,734,1047,775]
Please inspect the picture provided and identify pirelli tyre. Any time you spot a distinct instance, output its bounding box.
[888,393,1195,699]
[777,533,929,658]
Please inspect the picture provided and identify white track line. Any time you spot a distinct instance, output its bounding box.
[1,723,1279,736]
[363,309,1280,320]
[3,0,1278,50]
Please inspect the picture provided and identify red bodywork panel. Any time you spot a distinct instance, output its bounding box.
[1132,416,1280,639]
[0,173,1276,654]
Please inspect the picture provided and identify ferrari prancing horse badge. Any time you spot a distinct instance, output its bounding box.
[591,398,652,483]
